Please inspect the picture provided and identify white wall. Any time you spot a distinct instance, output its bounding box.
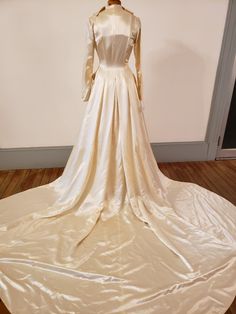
[0,0,229,148]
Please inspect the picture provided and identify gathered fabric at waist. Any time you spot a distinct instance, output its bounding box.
[99,62,129,69]
[92,62,137,89]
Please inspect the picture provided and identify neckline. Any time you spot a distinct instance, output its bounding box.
[105,4,123,9]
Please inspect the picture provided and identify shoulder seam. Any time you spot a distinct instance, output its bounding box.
[95,6,105,16]
[124,7,134,15]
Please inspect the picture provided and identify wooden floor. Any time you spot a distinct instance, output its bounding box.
[0,160,235,313]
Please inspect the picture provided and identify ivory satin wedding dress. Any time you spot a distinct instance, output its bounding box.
[0,4,236,314]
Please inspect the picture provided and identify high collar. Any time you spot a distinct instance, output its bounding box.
[106,4,122,9]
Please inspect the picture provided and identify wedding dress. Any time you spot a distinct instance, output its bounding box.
[0,4,236,314]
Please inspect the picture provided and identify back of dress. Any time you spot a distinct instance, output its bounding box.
[0,4,236,314]
[81,4,143,103]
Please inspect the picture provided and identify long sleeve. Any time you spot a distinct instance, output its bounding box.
[133,17,143,101]
[81,17,95,102]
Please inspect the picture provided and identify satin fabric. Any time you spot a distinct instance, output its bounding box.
[0,4,236,314]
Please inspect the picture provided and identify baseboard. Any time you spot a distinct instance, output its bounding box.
[0,141,210,170]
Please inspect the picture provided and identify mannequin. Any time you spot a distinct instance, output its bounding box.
[107,0,121,5]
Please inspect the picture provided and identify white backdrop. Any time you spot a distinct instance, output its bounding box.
[0,0,229,148]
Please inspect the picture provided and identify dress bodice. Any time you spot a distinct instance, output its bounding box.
[81,4,143,102]
[93,5,139,67]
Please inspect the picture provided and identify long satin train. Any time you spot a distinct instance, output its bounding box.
[0,63,236,314]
